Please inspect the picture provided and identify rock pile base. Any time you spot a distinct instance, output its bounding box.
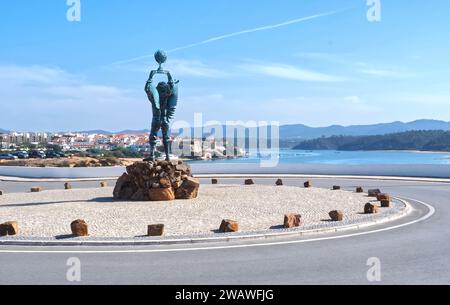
[113,161,199,201]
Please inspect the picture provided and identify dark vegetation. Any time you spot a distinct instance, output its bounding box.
[293,130,450,152]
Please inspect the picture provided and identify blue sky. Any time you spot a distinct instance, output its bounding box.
[1,0,450,131]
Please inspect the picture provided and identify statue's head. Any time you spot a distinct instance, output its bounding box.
[157,82,172,99]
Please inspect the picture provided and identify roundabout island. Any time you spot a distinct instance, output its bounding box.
[0,160,413,245]
[0,169,445,284]
[0,182,409,242]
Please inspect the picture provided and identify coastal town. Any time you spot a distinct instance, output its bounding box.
[0,131,247,162]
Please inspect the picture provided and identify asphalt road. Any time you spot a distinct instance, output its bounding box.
[0,177,449,285]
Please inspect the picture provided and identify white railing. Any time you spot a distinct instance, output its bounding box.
[1,163,450,179]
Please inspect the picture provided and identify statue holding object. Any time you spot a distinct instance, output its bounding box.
[144,50,179,162]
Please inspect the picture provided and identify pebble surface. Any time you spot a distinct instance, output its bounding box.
[0,185,402,238]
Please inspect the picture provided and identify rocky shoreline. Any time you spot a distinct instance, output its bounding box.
[0,157,139,168]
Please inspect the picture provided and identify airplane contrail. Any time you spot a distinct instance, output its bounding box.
[110,9,348,66]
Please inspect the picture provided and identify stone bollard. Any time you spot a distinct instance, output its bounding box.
[245,179,255,185]
[276,179,283,186]
[364,203,379,214]
[377,193,391,202]
[368,189,382,197]
[0,221,19,237]
[329,210,344,221]
[100,181,107,188]
[284,214,302,228]
[176,177,200,199]
[71,219,89,237]
[381,200,391,208]
[333,186,341,190]
[304,180,312,188]
[64,183,72,190]
[219,219,239,233]
[147,224,165,236]
[211,179,218,185]
[356,187,364,193]
[31,187,43,193]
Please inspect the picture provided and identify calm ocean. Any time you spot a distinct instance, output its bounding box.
[191,150,450,165]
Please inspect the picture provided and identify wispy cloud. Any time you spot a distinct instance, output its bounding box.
[183,94,225,103]
[358,68,415,78]
[109,9,349,66]
[105,59,226,79]
[256,95,382,125]
[0,65,77,85]
[344,95,365,105]
[176,94,380,126]
[395,93,450,105]
[271,95,372,107]
[295,56,416,79]
[166,59,227,78]
[0,65,144,131]
[239,63,345,82]
[354,61,415,78]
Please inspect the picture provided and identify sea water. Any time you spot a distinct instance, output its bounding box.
[191,150,450,165]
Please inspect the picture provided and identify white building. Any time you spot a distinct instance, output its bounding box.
[0,132,51,147]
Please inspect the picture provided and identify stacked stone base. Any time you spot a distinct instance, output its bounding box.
[113,160,199,201]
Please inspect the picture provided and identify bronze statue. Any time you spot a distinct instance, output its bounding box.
[144,50,179,161]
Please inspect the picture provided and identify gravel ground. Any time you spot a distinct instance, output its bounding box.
[0,185,401,238]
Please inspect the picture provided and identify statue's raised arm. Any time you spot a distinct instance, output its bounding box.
[145,70,157,96]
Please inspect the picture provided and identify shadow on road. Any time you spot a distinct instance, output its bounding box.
[0,197,114,208]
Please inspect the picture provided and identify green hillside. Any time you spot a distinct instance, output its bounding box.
[293,130,450,152]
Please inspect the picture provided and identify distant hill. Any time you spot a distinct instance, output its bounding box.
[3,119,450,139]
[117,129,150,134]
[280,120,450,140]
[76,130,113,135]
[293,130,450,152]
[171,119,450,140]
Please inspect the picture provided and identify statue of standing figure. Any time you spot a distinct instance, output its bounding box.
[144,50,179,162]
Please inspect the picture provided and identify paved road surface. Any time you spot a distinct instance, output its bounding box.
[0,177,448,284]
